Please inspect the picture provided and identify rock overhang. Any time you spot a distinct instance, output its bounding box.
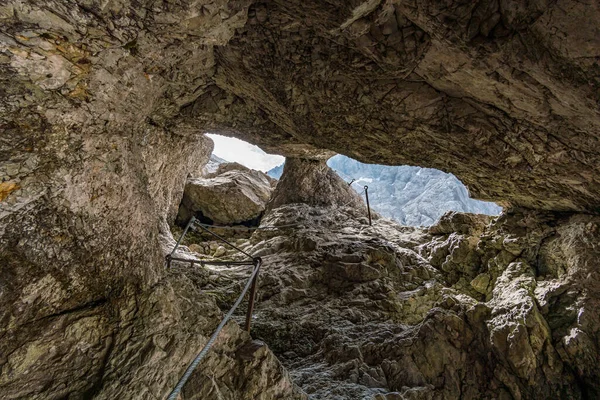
[181,0,600,212]
[3,1,600,212]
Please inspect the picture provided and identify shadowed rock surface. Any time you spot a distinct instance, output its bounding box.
[267,158,366,213]
[1,0,599,399]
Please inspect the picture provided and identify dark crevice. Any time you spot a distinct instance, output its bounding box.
[177,208,264,229]
[30,298,109,325]
[192,209,214,225]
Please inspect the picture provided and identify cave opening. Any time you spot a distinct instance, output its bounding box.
[202,134,502,227]
[4,1,600,398]
[207,133,285,173]
[325,155,503,227]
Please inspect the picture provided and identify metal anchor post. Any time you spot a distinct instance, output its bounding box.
[364,185,372,226]
[245,257,262,332]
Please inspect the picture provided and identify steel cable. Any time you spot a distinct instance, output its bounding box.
[339,188,366,208]
[193,221,302,231]
[192,220,255,259]
[165,182,373,397]
[166,259,261,400]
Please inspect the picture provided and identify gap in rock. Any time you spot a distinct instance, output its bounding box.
[203,133,501,227]
[207,133,284,173]
[172,134,280,241]
[267,155,502,227]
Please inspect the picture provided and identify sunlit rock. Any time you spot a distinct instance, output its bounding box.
[177,163,276,226]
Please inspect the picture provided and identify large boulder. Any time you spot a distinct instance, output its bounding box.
[267,157,366,213]
[177,163,276,225]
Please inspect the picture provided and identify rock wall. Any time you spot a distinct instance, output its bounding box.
[0,1,301,398]
[1,0,600,398]
[0,127,213,398]
[205,204,600,399]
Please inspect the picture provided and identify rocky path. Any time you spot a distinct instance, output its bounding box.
[184,204,600,399]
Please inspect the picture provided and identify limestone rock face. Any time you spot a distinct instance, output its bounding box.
[0,128,213,397]
[429,211,494,235]
[177,163,276,225]
[0,1,295,396]
[200,205,600,399]
[181,0,600,212]
[1,0,600,399]
[0,0,244,394]
[267,158,365,212]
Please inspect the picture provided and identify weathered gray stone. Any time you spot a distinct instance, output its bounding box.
[429,211,494,235]
[177,162,275,225]
[1,1,600,399]
[267,158,365,213]
[195,204,600,399]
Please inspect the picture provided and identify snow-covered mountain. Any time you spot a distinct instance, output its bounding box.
[268,155,502,226]
[265,163,284,179]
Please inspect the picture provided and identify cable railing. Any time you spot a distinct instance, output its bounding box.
[165,216,261,400]
[164,185,373,398]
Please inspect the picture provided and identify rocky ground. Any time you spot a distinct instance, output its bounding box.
[182,204,600,399]
[2,1,599,399]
